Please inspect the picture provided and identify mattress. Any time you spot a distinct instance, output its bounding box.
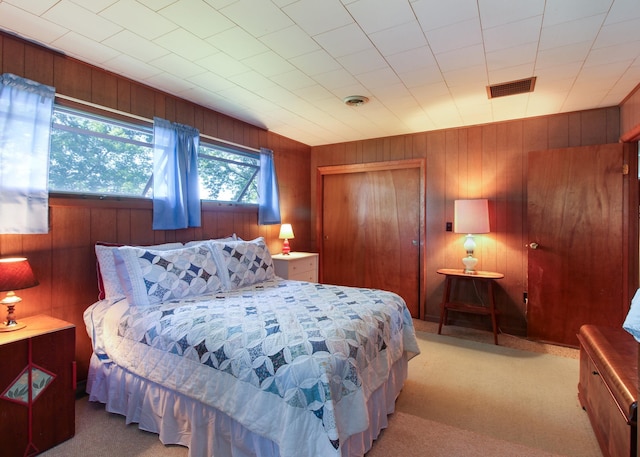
[84,278,420,457]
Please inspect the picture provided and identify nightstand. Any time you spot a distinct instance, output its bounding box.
[436,268,504,345]
[0,315,75,456]
[272,252,319,282]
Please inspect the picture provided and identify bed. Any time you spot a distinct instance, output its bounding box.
[84,236,420,457]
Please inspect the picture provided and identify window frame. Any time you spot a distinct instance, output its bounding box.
[48,102,260,206]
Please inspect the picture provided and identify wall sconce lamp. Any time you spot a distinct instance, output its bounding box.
[0,257,39,332]
[278,224,295,255]
[454,199,490,274]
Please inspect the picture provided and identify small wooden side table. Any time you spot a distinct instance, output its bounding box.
[437,268,504,345]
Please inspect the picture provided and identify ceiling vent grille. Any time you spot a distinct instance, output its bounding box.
[487,77,536,99]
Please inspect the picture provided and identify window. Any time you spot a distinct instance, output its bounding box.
[49,105,259,204]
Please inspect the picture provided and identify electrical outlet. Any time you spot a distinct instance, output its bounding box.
[446,222,452,231]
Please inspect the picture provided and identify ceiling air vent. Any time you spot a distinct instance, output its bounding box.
[487,77,536,99]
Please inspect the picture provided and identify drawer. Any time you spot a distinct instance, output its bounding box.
[272,253,319,282]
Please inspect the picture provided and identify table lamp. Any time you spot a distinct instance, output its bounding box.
[454,199,490,274]
[0,257,39,331]
[279,223,295,255]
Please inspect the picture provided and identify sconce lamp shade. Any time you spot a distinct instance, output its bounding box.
[278,224,294,255]
[454,199,490,234]
[454,199,490,274]
[0,257,38,331]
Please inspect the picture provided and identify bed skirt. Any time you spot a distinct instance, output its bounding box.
[86,353,409,457]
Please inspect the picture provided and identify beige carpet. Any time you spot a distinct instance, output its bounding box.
[42,322,602,457]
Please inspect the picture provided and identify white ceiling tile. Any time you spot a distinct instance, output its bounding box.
[336,48,387,75]
[435,44,485,73]
[535,42,592,69]
[207,27,269,60]
[4,0,60,15]
[369,21,427,57]
[196,52,249,77]
[346,0,416,34]
[586,40,640,67]
[103,53,163,81]
[539,15,606,50]
[486,43,538,72]
[260,25,320,59]
[313,23,370,58]
[356,67,401,90]
[100,0,176,40]
[233,70,277,91]
[270,69,316,90]
[488,63,536,85]
[479,0,544,29]
[0,3,68,45]
[482,17,542,53]
[290,49,342,76]
[220,0,294,37]
[543,0,613,27]
[605,0,640,24]
[103,30,170,62]
[411,0,478,31]
[400,66,445,88]
[145,71,196,95]
[69,0,118,14]
[158,0,235,39]
[426,18,482,55]
[242,51,296,77]
[187,71,236,92]
[283,0,353,36]
[137,0,175,10]
[386,46,438,73]
[2,0,639,146]
[594,18,640,49]
[52,31,120,64]
[148,53,207,79]
[154,29,218,61]
[43,1,121,42]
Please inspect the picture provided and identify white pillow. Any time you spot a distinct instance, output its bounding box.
[95,242,183,300]
[623,288,640,343]
[114,244,224,306]
[185,234,237,247]
[209,237,275,290]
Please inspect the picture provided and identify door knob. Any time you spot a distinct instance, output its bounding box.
[528,242,539,250]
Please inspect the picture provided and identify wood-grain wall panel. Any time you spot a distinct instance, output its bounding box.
[0,31,311,383]
[311,108,626,336]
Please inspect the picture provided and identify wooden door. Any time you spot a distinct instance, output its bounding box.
[527,143,635,346]
[319,162,423,318]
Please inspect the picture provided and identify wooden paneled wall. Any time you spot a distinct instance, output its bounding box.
[620,83,640,141]
[0,32,312,382]
[310,108,622,336]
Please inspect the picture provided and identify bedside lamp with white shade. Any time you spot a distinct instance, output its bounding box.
[279,224,295,255]
[454,199,490,274]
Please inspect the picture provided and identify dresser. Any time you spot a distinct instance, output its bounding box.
[0,315,75,457]
[272,252,319,282]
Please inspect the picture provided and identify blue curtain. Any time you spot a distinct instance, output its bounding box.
[152,117,201,230]
[258,147,281,225]
[0,74,55,234]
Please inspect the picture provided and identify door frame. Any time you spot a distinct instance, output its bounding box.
[316,158,427,319]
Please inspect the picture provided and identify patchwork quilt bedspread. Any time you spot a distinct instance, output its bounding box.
[90,279,420,457]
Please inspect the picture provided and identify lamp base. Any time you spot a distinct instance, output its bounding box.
[462,255,478,275]
[0,322,26,332]
[282,238,291,255]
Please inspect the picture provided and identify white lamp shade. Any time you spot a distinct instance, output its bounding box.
[454,199,490,234]
[279,223,294,239]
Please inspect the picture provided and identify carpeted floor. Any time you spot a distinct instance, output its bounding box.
[42,321,602,457]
